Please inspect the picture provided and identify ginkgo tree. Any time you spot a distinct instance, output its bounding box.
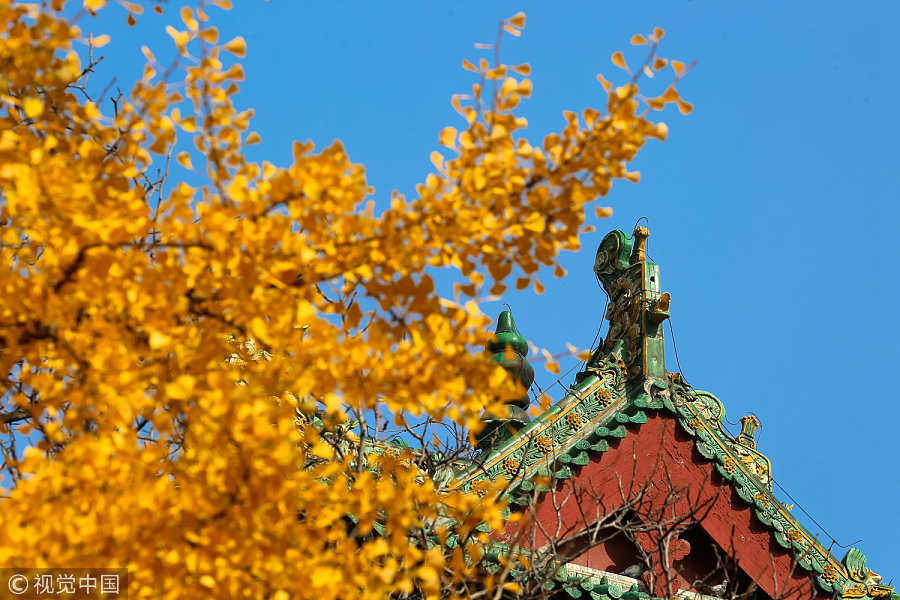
[0,1,692,599]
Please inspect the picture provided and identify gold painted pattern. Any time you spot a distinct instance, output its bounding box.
[513,398,626,483]
[449,377,608,489]
[535,435,552,454]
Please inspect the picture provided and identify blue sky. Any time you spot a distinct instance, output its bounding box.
[84,0,899,573]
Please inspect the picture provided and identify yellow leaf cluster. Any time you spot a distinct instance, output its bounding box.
[0,5,691,599]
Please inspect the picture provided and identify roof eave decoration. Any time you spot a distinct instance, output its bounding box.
[449,227,896,600]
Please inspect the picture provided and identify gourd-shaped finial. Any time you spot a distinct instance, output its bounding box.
[476,310,534,450]
[487,310,534,411]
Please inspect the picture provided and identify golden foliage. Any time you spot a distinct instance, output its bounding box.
[0,2,691,598]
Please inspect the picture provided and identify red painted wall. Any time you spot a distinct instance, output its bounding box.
[498,414,827,599]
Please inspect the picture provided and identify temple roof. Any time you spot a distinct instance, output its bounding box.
[450,227,896,600]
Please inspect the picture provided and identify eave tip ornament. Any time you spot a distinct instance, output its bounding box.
[840,548,895,599]
[593,226,671,383]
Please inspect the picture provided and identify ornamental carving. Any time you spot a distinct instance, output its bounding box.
[842,585,892,599]
[839,548,891,599]
[596,387,613,405]
[722,456,736,474]
[738,414,760,448]
[869,586,894,598]
[502,457,520,477]
[535,435,552,454]
[593,227,669,383]
[844,584,869,598]
[565,412,584,429]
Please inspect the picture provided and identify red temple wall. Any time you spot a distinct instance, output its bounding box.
[498,414,827,599]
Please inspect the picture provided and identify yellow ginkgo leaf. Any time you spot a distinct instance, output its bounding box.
[249,317,268,341]
[180,7,198,31]
[438,126,457,149]
[223,35,247,57]
[176,152,192,170]
[507,12,526,28]
[148,331,171,349]
[429,151,444,171]
[165,375,195,400]
[611,51,628,70]
[596,73,612,92]
[311,566,335,588]
[511,63,531,76]
[23,97,43,119]
[630,34,648,46]
[121,0,143,14]
[91,33,111,48]
[199,27,219,44]
[245,131,262,145]
[165,26,189,51]
[83,101,100,119]
[503,23,521,37]
[83,0,107,10]
[517,79,533,97]
[655,122,669,140]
